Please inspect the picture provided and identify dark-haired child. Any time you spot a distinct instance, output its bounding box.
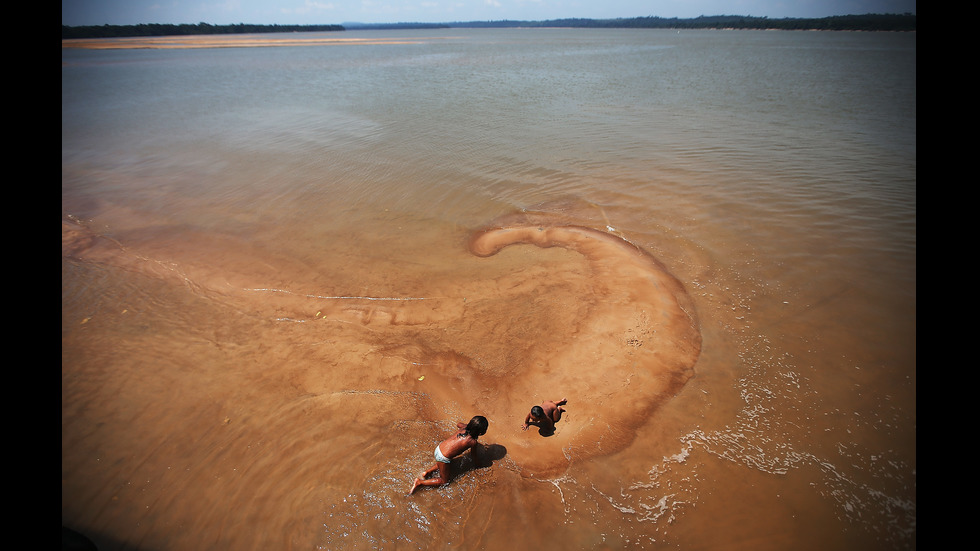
[521,398,567,433]
[409,416,488,495]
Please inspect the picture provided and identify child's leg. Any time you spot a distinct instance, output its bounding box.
[409,462,450,494]
[548,398,565,422]
[420,463,450,486]
[410,463,440,494]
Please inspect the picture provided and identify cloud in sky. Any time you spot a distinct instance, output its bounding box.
[62,0,916,26]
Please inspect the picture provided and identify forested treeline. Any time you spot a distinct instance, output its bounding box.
[452,13,916,31]
[61,22,343,39]
[62,13,915,40]
[341,23,451,30]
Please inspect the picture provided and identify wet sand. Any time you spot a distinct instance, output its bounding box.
[62,28,915,550]
[63,206,701,480]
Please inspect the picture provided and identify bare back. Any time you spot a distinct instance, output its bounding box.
[539,401,559,420]
[438,431,478,460]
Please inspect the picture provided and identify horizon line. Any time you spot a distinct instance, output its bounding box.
[62,12,917,28]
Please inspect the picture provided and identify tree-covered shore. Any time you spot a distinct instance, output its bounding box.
[62,13,915,40]
[448,13,916,31]
[61,22,345,39]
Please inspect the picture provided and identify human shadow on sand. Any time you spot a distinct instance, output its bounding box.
[408,442,508,495]
[454,443,507,477]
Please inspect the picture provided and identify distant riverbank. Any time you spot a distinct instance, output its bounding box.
[62,13,915,39]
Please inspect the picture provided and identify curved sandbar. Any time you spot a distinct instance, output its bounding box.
[63,214,701,478]
[466,224,702,476]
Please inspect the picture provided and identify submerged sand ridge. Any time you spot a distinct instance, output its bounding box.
[62,212,701,477]
[466,222,702,474]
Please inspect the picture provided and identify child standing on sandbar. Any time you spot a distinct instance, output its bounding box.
[409,416,488,495]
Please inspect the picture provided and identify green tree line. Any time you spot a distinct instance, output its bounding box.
[62,13,915,40]
[450,13,916,31]
[62,22,343,39]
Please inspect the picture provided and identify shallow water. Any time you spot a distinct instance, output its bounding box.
[62,28,915,550]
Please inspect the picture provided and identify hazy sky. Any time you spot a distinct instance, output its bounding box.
[62,0,917,26]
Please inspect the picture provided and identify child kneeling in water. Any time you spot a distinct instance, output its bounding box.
[409,416,488,495]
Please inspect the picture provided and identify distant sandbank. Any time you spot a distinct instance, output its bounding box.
[62,35,461,50]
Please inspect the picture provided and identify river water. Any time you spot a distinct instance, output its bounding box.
[62,28,916,550]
